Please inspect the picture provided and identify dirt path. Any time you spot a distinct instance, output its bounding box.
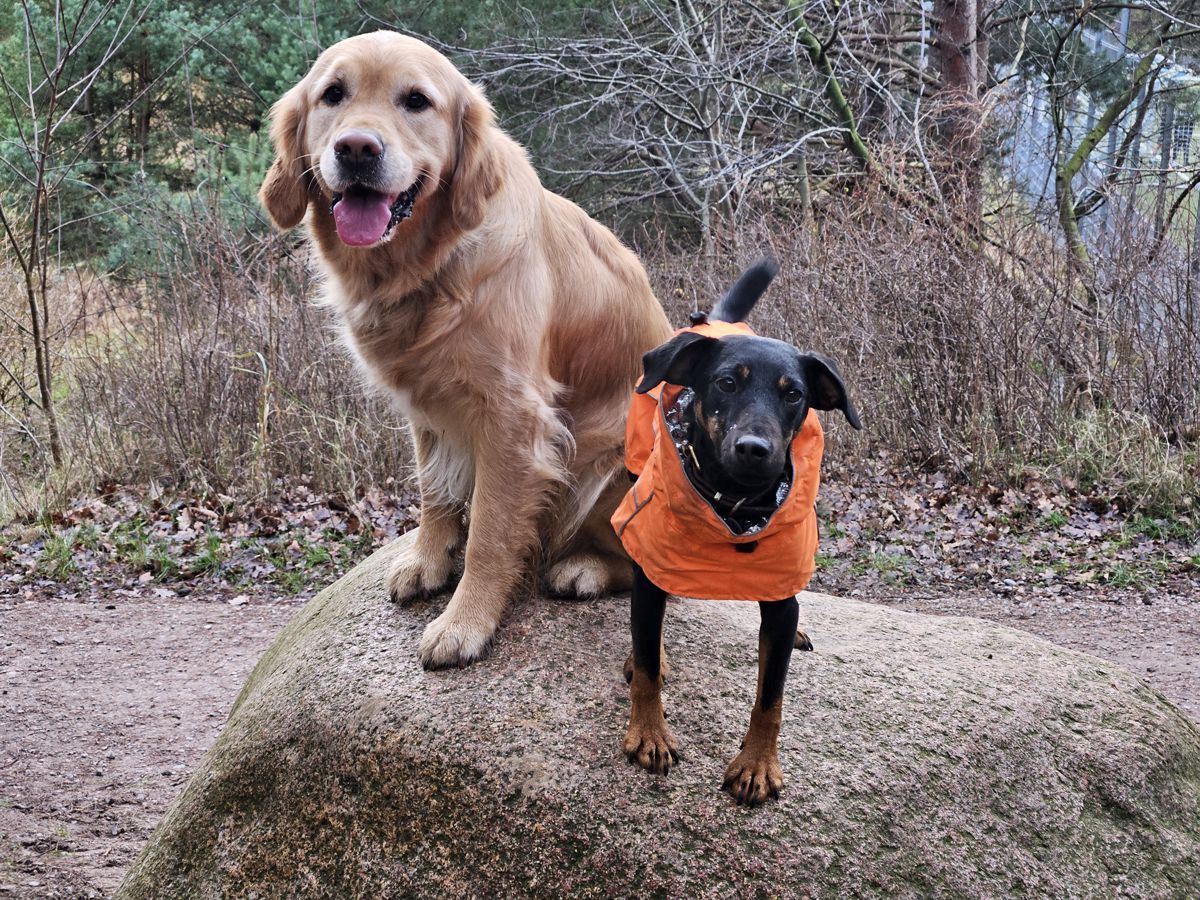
[1,587,1197,897]
[0,594,297,898]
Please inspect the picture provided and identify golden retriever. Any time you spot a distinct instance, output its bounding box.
[259,31,671,668]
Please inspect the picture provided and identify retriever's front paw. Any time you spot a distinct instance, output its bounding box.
[418,611,495,669]
[722,748,784,806]
[623,717,679,775]
[387,545,455,603]
[544,554,615,597]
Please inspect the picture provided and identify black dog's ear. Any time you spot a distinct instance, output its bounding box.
[636,332,719,393]
[800,353,862,429]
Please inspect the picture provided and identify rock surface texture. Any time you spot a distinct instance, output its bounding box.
[119,530,1200,898]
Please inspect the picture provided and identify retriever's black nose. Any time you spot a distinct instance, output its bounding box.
[734,435,771,461]
[334,130,384,164]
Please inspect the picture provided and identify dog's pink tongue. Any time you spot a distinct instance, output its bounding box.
[332,193,391,246]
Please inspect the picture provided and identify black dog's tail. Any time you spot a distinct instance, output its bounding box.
[710,256,779,324]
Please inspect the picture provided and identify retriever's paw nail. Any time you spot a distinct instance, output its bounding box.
[387,549,453,603]
[623,720,680,776]
[723,750,784,807]
[418,613,494,669]
[795,629,814,652]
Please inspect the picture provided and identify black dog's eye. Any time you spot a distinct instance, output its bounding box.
[321,84,345,105]
[715,376,737,393]
[403,91,430,111]
[783,388,804,404]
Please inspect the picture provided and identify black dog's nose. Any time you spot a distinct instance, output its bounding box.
[734,435,771,461]
[334,130,384,164]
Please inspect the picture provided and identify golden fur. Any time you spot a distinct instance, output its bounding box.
[260,31,671,667]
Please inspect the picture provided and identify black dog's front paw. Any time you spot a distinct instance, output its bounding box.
[723,747,784,806]
[795,629,813,651]
[623,718,680,775]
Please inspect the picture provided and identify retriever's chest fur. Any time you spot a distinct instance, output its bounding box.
[333,287,482,440]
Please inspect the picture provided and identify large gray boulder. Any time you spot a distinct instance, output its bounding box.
[119,529,1200,898]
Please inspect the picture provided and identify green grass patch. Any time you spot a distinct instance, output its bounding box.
[38,531,78,580]
[189,531,224,577]
[1041,510,1068,530]
[147,541,179,580]
[74,523,102,551]
[1125,514,1195,541]
[848,551,913,585]
[112,519,151,569]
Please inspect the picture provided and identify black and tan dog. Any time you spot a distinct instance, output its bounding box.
[610,258,861,806]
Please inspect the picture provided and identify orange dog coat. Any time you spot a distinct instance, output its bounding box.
[611,321,824,601]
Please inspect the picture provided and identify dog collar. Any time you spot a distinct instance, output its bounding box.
[677,436,791,532]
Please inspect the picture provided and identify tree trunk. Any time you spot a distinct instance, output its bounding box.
[933,0,982,215]
[1153,100,1175,236]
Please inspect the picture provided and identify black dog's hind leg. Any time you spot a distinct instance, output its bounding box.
[623,564,679,775]
[724,596,799,805]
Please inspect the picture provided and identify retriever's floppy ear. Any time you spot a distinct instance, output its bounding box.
[451,84,503,232]
[259,84,312,230]
[637,332,720,392]
[799,352,862,429]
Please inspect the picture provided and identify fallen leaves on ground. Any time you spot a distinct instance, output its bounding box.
[0,478,419,605]
[812,454,1200,604]
[3,457,1198,608]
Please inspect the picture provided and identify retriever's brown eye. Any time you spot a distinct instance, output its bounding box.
[321,84,344,105]
[715,376,736,393]
[403,91,430,111]
[783,388,804,404]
